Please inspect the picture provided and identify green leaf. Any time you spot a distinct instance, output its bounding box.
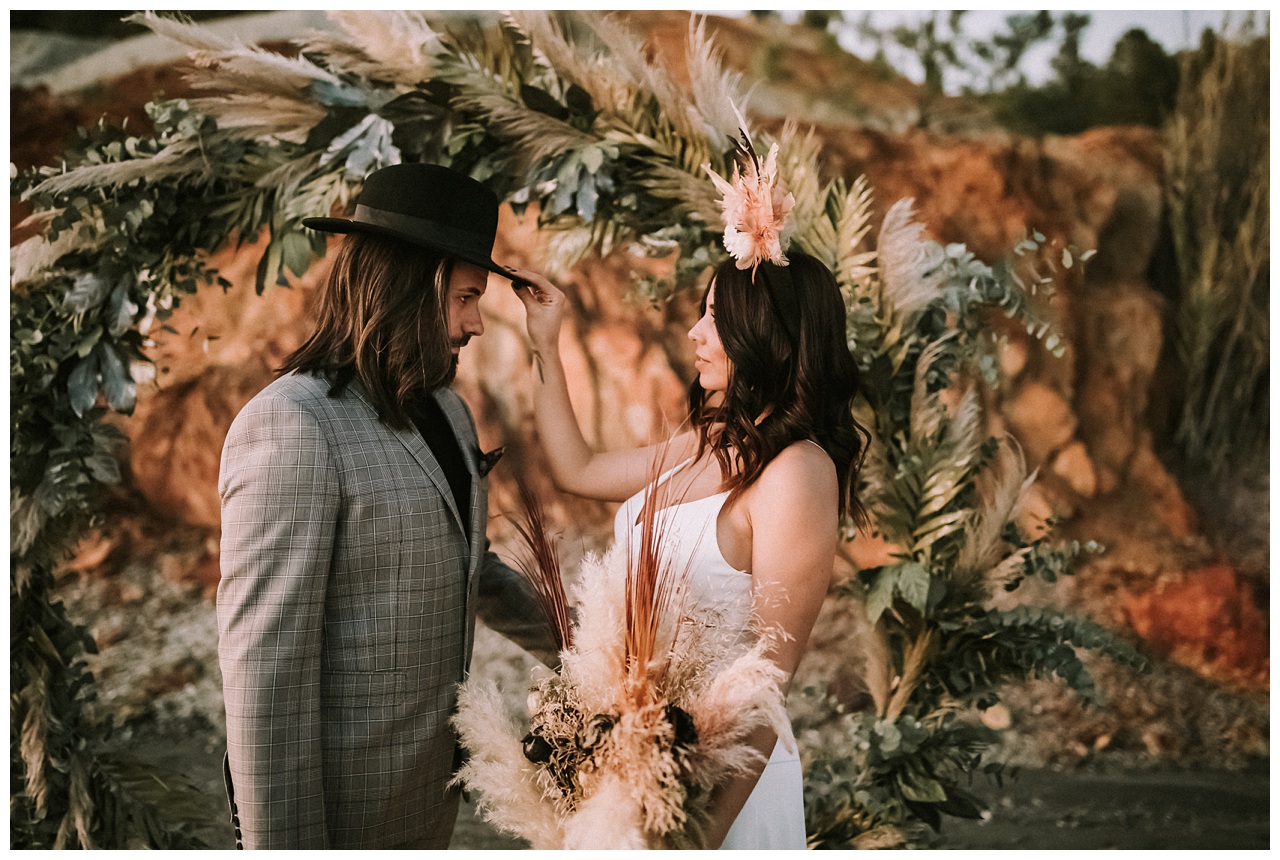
[67,352,101,418]
[85,453,121,484]
[280,231,314,279]
[520,84,569,120]
[106,276,139,337]
[76,326,103,358]
[581,146,605,174]
[98,345,136,414]
[896,561,931,613]
[865,566,899,623]
[63,272,112,314]
[899,771,948,803]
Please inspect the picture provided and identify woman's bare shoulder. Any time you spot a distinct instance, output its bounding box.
[752,441,837,506]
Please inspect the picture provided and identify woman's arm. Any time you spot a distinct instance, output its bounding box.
[703,442,839,847]
[509,267,696,501]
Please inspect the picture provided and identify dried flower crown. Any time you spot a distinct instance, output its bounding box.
[703,122,795,275]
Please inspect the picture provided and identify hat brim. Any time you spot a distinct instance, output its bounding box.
[302,216,513,280]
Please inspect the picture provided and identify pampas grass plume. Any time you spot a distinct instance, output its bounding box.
[451,679,564,849]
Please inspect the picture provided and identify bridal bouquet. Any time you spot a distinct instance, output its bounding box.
[452,486,789,849]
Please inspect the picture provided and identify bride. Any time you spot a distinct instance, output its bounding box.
[509,239,869,847]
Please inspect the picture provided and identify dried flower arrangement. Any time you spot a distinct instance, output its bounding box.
[452,483,788,849]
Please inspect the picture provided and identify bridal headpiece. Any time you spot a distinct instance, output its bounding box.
[703,121,795,275]
[703,116,803,339]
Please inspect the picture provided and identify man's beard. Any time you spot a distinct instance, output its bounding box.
[443,337,467,384]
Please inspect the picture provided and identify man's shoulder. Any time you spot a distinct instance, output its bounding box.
[233,372,368,431]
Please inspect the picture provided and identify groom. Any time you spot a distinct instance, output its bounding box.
[217,163,553,849]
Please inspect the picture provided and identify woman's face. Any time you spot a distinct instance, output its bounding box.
[688,280,731,392]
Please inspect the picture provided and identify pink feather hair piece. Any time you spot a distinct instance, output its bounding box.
[703,120,796,274]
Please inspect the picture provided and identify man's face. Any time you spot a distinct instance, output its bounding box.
[444,262,489,357]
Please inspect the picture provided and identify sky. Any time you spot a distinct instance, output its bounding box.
[757,9,1263,91]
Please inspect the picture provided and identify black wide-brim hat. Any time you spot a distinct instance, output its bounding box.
[302,162,511,279]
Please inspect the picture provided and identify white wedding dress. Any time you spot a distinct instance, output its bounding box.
[613,463,808,850]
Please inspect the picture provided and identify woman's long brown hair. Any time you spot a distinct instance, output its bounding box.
[688,250,870,529]
[279,233,454,428]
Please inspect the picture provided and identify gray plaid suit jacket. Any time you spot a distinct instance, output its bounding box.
[218,371,551,849]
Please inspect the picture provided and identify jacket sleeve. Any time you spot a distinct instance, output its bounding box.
[475,546,562,669]
[217,394,338,849]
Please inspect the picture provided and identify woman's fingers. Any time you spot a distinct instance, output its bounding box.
[507,267,561,306]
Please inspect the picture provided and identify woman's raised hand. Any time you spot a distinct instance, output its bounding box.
[507,267,565,352]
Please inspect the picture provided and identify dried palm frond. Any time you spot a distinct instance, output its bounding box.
[449,86,597,170]
[885,629,933,721]
[18,671,50,809]
[508,482,574,653]
[775,121,824,253]
[877,197,946,317]
[857,620,893,716]
[638,161,722,226]
[909,334,955,442]
[509,11,639,119]
[834,174,878,293]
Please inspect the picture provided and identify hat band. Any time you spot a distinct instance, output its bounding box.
[354,203,492,258]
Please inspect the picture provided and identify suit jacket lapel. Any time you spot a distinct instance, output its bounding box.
[350,381,469,541]
[432,389,484,572]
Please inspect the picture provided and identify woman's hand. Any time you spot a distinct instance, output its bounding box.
[507,266,565,353]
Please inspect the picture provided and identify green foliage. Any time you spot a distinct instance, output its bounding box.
[806,706,997,847]
[1163,23,1269,477]
[986,26,1180,135]
[11,560,208,848]
[800,175,1142,845]
[932,606,1147,710]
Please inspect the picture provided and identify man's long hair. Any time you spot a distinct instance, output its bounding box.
[280,233,454,428]
[688,250,870,529]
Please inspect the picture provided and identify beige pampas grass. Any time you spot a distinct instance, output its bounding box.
[562,775,650,849]
[323,10,443,88]
[452,679,565,849]
[877,197,947,318]
[22,142,213,200]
